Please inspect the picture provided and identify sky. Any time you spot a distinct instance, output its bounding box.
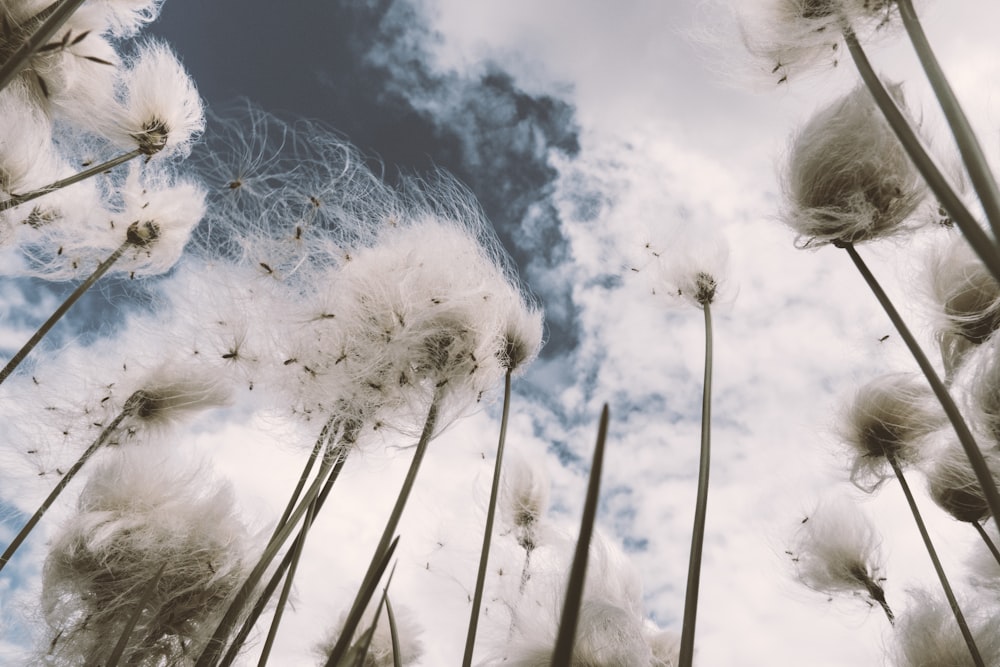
[3,1,1000,665]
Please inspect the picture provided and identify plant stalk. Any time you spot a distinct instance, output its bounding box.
[0,239,132,386]
[678,304,714,667]
[462,370,512,667]
[842,26,1000,284]
[841,244,1000,525]
[889,455,983,667]
[0,149,143,212]
[0,0,88,94]
[323,398,440,666]
[0,409,128,574]
[551,404,610,667]
[896,0,1000,240]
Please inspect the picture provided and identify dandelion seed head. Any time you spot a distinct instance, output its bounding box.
[782,83,926,248]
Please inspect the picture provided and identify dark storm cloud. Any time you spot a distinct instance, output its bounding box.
[151,0,582,359]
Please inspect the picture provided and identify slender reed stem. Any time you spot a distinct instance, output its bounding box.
[888,455,984,667]
[324,398,441,666]
[841,26,1000,284]
[195,438,341,667]
[217,440,354,667]
[0,149,143,212]
[0,239,132,386]
[551,404,610,667]
[0,410,127,575]
[267,415,336,545]
[255,500,316,667]
[678,304,714,667]
[385,593,403,667]
[462,370,512,667]
[972,521,1000,568]
[841,244,1000,524]
[0,0,88,94]
[896,0,1000,240]
[105,562,167,667]
[323,540,400,667]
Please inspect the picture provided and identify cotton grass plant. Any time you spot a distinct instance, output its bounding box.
[736,0,1000,663]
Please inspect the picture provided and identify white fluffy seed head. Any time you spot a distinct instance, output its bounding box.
[113,40,205,157]
[501,451,550,552]
[504,600,654,667]
[923,438,999,523]
[782,83,926,248]
[41,447,254,666]
[837,373,944,491]
[926,233,1000,348]
[316,603,424,667]
[962,335,1000,446]
[649,233,731,309]
[733,0,904,87]
[790,496,888,603]
[892,590,1000,667]
[327,213,534,433]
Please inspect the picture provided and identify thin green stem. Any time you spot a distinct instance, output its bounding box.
[0,409,128,575]
[0,149,143,212]
[0,239,132,387]
[678,304,713,667]
[841,244,1000,524]
[551,404,610,667]
[842,26,1000,284]
[0,0,88,94]
[323,398,440,666]
[972,521,1000,568]
[888,456,983,667]
[462,370,512,667]
[896,0,1000,240]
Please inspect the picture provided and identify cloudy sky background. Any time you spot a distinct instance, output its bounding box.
[3,1,1000,665]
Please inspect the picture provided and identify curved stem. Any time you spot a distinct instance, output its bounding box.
[0,0,88,94]
[842,26,1000,284]
[324,398,440,666]
[971,521,1000,568]
[0,410,128,574]
[0,239,132,387]
[551,404,610,667]
[462,371,512,667]
[678,304,714,667]
[896,0,1000,239]
[888,456,983,667]
[841,244,1000,523]
[0,149,143,212]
